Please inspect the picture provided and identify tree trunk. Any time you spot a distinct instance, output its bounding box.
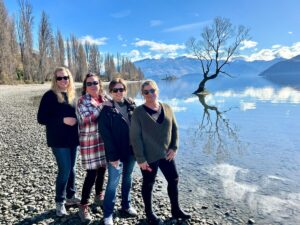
[193,78,208,94]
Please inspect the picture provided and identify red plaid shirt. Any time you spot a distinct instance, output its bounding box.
[77,93,109,170]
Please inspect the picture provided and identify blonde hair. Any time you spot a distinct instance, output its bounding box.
[141,79,159,94]
[51,67,76,104]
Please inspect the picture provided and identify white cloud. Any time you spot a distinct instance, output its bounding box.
[121,44,127,47]
[153,54,163,59]
[164,20,210,32]
[150,20,162,27]
[240,42,300,61]
[246,48,276,61]
[127,49,140,58]
[288,31,293,34]
[240,40,258,50]
[272,44,281,49]
[134,40,185,53]
[110,10,131,18]
[123,50,156,62]
[79,35,107,45]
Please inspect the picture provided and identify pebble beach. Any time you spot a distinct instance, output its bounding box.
[0,84,252,225]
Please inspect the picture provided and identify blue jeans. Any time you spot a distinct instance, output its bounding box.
[52,147,78,203]
[103,155,136,218]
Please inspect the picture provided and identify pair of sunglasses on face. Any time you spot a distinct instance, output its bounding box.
[143,89,156,95]
[86,81,99,87]
[112,88,125,93]
[56,76,69,81]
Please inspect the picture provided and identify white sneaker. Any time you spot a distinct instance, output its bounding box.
[56,202,68,217]
[123,207,138,216]
[104,215,114,225]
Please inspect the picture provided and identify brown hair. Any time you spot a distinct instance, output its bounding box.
[51,67,75,104]
[108,78,127,93]
[81,73,102,96]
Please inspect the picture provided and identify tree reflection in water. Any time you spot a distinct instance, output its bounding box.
[194,94,247,161]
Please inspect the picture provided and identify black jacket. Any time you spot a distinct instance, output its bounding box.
[37,90,79,148]
[99,98,136,162]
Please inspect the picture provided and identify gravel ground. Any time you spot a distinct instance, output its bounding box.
[0,84,253,225]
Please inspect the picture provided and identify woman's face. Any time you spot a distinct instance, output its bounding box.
[111,83,126,102]
[56,70,69,91]
[86,76,100,97]
[142,84,158,104]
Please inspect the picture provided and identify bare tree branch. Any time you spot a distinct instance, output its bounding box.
[186,17,250,93]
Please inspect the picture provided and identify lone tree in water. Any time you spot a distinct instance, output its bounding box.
[186,17,249,94]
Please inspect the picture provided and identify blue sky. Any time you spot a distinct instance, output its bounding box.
[4,0,300,61]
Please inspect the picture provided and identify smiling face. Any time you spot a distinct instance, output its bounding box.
[55,70,70,91]
[111,83,126,102]
[86,76,100,98]
[142,84,158,104]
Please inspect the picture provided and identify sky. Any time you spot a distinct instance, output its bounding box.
[3,0,300,62]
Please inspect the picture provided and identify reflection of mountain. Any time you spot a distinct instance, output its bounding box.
[259,55,300,87]
[134,56,282,79]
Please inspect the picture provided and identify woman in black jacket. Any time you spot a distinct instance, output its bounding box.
[99,78,137,225]
[37,67,80,217]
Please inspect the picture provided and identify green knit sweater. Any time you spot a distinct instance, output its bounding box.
[130,103,178,164]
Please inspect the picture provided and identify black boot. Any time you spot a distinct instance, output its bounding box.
[146,212,163,225]
[168,178,191,220]
[171,208,191,220]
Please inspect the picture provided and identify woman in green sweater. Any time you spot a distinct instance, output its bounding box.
[130,80,191,225]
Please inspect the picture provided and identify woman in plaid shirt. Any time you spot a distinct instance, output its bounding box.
[77,73,110,222]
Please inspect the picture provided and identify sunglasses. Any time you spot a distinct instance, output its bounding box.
[86,81,99,87]
[56,76,69,81]
[143,89,156,95]
[112,88,125,93]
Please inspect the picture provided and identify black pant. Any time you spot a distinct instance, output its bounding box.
[81,167,106,205]
[141,158,180,216]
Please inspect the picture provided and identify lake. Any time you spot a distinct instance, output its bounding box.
[125,74,300,225]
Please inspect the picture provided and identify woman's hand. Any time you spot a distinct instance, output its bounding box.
[138,162,152,172]
[166,149,177,161]
[63,117,77,126]
[110,160,120,168]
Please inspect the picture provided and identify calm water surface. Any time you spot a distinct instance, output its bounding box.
[128,76,300,225]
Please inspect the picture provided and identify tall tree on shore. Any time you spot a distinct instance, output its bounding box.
[57,30,65,66]
[186,17,249,93]
[0,0,13,82]
[104,53,116,81]
[88,44,101,75]
[8,15,18,80]
[17,0,34,81]
[120,56,144,80]
[84,41,91,64]
[66,37,72,70]
[38,11,52,83]
[50,33,60,72]
[77,43,88,81]
[70,34,79,78]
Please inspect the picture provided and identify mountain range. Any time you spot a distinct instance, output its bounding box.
[134,56,282,79]
[134,56,300,88]
[259,55,300,87]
